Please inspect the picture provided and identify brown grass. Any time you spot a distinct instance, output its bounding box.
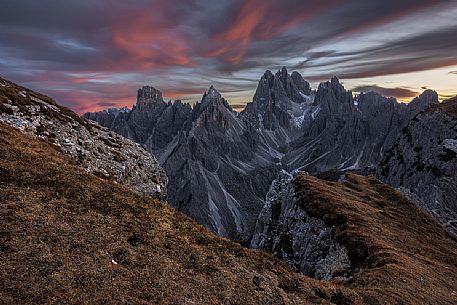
[0,124,336,305]
[1,75,456,304]
[2,122,456,305]
[294,173,457,305]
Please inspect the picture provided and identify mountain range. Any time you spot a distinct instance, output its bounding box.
[2,72,457,304]
[85,67,457,242]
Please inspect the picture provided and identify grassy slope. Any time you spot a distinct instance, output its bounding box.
[295,173,457,304]
[1,76,456,304]
[0,124,333,304]
[2,123,456,305]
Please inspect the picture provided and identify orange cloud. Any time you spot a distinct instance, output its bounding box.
[207,0,342,64]
[110,3,194,71]
[208,0,267,64]
[163,89,206,99]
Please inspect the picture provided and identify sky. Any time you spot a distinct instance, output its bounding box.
[1,0,457,113]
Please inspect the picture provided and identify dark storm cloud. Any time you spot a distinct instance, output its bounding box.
[352,85,419,99]
[0,0,455,112]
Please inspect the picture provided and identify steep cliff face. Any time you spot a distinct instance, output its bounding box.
[84,68,455,244]
[252,172,457,303]
[0,77,167,199]
[162,86,279,242]
[378,96,457,235]
[251,171,351,280]
[283,80,428,174]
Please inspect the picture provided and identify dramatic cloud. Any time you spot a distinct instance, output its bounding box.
[352,85,419,100]
[0,0,456,112]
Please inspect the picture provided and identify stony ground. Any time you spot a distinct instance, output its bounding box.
[0,77,167,199]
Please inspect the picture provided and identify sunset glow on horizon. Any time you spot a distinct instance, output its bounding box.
[1,0,457,113]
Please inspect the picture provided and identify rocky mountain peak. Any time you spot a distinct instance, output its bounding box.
[137,86,164,105]
[206,85,222,100]
[277,66,289,82]
[254,67,311,104]
[330,75,340,85]
[413,89,439,106]
[315,76,354,115]
[191,86,235,129]
[198,86,229,109]
[291,71,311,95]
[406,89,439,119]
[240,67,315,132]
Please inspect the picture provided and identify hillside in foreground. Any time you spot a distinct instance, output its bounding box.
[294,173,457,304]
[0,123,333,304]
[1,122,457,304]
[1,77,456,304]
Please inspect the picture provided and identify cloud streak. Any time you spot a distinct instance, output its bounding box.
[0,0,456,112]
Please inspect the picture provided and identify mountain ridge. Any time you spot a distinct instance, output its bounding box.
[84,67,455,242]
[2,76,457,304]
[1,121,456,304]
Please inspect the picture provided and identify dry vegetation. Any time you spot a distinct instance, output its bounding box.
[1,99,457,304]
[0,124,336,304]
[0,77,91,129]
[295,173,457,304]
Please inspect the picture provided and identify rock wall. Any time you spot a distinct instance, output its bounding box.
[251,170,350,280]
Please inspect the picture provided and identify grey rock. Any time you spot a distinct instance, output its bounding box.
[87,84,280,243]
[251,170,351,280]
[161,86,280,242]
[0,78,167,200]
[283,81,437,175]
[378,97,457,235]
[85,69,457,244]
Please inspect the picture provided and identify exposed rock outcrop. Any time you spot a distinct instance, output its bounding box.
[87,84,280,242]
[251,170,351,280]
[378,96,457,235]
[161,86,279,242]
[0,77,167,199]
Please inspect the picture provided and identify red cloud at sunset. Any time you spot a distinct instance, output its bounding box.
[207,0,342,65]
[208,0,267,64]
[1,0,456,113]
[110,2,194,70]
